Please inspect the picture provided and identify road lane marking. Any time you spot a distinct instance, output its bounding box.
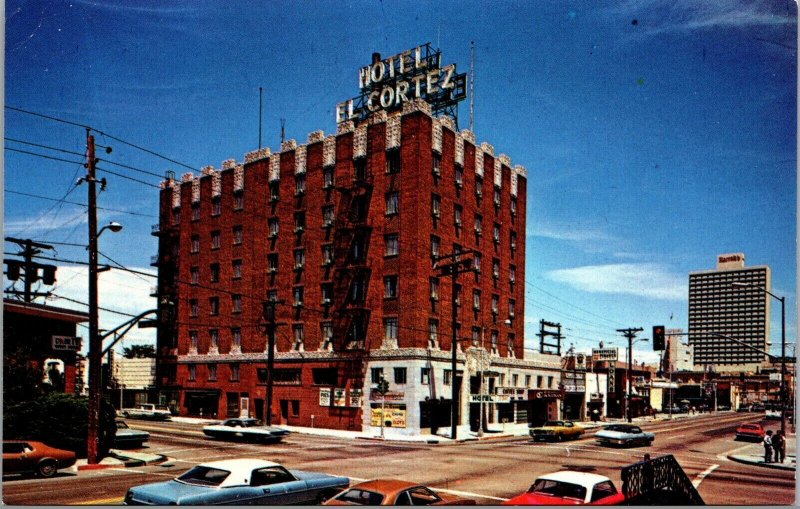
[435,487,509,502]
[692,464,719,488]
[75,496,124,505]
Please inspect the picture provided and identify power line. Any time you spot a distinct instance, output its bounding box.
[6,146,83,165]
[6,190,157,218]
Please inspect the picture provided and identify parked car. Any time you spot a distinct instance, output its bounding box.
[123,458,348,505]
[750,403,766,412]
[502,471,625,505]
[737,404,751,412]
[594,424,654,447]
[663,405,686,414]
[114,420,150,449]
[121,404,172,421]
[717,404,731,411]
[529,421,585,442]
[202,418,289,443]
[734,423,765,441]
[2,440,76,478]
[325,479,476,506]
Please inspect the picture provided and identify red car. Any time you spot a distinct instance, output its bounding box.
[2,440,76,478]
[503,471,625,505]
[735,423,765,441]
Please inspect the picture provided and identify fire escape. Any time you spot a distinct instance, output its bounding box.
[331,159,374,396]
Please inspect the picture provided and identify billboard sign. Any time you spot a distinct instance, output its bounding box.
[593,348,618,361]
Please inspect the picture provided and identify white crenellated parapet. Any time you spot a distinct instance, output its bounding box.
[514,164,527,178]
[496,155,510,188]
[432,117,443,154]
[234,165,244,191]
[181,172,194,183]
[454,131,464,166]
[307,130,324,144]
[269,154,281,181]
[353,124,367,159]
[440,116,455,131]
[481,142,494,156]
[295,145,307,174]
[201,165,215,176]
[460,129,475,144]
[402,98,432,116]
[370,110,388,125]
[172,185,181,208]
[221,159,236,170]
[386,115,401,150]
[475,147,484,177]
[244,147,270,164]
[512,165,526,197]
[337,120,355,134]
[323,136,336,167]
[281,139,297,152]
[212,172,221,197]
[192,178,200,203]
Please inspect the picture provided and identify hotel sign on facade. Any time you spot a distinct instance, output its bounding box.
[336,43,467,124]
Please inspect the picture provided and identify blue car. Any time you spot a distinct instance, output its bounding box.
[124,458,349,505]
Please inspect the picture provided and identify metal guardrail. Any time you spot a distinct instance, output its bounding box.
[621,454,704,505]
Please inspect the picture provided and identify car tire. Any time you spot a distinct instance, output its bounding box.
[556,434,563,442]
[37,460,57,478]
[316,489,339,504]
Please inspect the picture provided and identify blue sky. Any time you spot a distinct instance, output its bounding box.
[5,0,796,363]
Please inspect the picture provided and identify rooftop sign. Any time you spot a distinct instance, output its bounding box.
[336,43,467,125]
[717,252,745,269]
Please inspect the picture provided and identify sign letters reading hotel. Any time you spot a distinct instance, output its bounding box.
[336,43,467,124]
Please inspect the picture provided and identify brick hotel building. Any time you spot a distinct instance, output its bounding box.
[152,52,563,434]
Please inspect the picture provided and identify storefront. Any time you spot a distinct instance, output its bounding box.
[526,389,563,426]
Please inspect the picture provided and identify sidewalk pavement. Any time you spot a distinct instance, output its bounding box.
[73,449,167,471]
[728,435,797,471]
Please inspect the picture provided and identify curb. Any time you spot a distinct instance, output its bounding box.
[728,455,797,471]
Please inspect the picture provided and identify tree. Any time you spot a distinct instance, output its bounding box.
[122,344,156,358]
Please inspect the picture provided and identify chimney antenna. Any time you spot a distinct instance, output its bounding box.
[258,87,263,149]
[469,41,475,132]
[280,118,286,144]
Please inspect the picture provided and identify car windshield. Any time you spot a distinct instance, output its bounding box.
[176,466,231,486]
[530,479,587,501]
[741,425,759,430]
[604,425,634,432]
[335,488,385,505]
[544,421,564,427]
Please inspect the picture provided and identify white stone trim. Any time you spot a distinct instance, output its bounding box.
[269,155,281,182]
[460,129,475,144]
[475,148,484,177]
[244,147,270,164]
[432,117,442,154]
[307,130,324,144]
[221,159,236,170]
[454,131,464,166]
[281,139,297,152]
[323,136,336,167]
[440,116,455,131]
[234,165,244,191]
[172,185,181,208]
[370,110,388,125]
[480,142,494,156]
[493,158,502,188]
[386,115,401,150]
[353,125,368,159]
[295,145,307,174]
[401,98,432,116]
[337,120,355,134]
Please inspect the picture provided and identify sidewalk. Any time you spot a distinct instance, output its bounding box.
[73,449,167,471]
[728,436,797,471]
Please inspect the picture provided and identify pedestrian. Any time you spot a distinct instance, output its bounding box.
[591,408,599,422]
[763,430,774,463]
[772,430,786,464]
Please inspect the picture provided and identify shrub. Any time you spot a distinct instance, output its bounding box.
[3,393,117,458]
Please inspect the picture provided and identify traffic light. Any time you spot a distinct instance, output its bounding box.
[376,377,390,395]
[653,325,665,351]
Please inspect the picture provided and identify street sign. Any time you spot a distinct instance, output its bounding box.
[769,373,781,381]
[52,335,81,351]
[593,348,618,361]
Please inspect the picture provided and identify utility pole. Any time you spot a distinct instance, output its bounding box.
[262,300,282,426]
[617,327,644,423]
[433,250,475,440]
[4,237,55,302]
[86,129,101,464]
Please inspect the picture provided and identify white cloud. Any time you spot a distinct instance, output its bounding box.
[547,263,686,301]
[528,224,616,243]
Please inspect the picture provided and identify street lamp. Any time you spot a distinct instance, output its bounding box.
[731,281,787,436]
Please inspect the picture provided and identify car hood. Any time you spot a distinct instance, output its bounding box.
[290,469,347,483]
[503,492,584,505]
[595,430,652,439]
[117,429,150,438]
[128,480,214,505]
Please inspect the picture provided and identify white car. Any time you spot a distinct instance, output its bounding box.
[594,424,654,447]
[202,418,289,443]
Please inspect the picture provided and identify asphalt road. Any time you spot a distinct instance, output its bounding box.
[2,412,795,505]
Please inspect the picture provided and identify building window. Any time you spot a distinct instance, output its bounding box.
[232,259,242,279]
[351,236,366,262]
[430,235,440,258]
[384,234,399,257]
[371,367,384,383]
[394,367,407,384]
[475,177,483,200]
[510,197,517,216]
[293,249,305,270]
[191,204,200,221]
[473,253,482,274]
[209,297,219,316]
[507,334,515,356]
[429,278,439,301]
[312,367,338,386]
[232,225,243,245]
[233,193,244,210]
[525,374,532,387]
[421,367,430,385]
[443,369,452,385]
[454,205,462,227]
[320,322,333,350]
[231,294,242,314]
[493,187,501,208]
[474,214,482,236]
[509,265,516,287]
[208,364,217,381]
[547,376,554,388]
[292,287,303,307]
[188,364,196,381]
[512,373,519,386]
[492,259,500,280]
[350,276,366,302]
[491,295,499,316]
[386,149,401,174]
[431,194,441,218]
[232,328,241,351]
[267,290,278,302]
[508,299,516,319]
[189,299,198,317]
[191,235,200,253]
[189,331,198,352]
[472,290,481,311]
[428,319,439,348]
[471,326,481,347]
[210,231,220,250]
[210,263,220,283]
[267,254,278,273]
[321,283,333,305]
[322,206,334,227]
[294,212,305,233]
[354,158,367,181]
[537,375,543,388]
[510,231,517,253]
[294,174,306,196]
[212,198,221,216]
[172,208,181,225]
[190,267,199,285]
[321,245,333,266]
[323,167,334,189]
[493,224,501,245]
[230,363,240,382]
[385,192,399,215]
[269,182,279,202]
[383,317,398,343]
[268,218,279,238]
[454,166,463,188]
[291,400,300,417]
[432,153,441,175]
[491,330,498,353]
[209,329,219,351]
[292,325,304,351]
[383,276,398,299]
